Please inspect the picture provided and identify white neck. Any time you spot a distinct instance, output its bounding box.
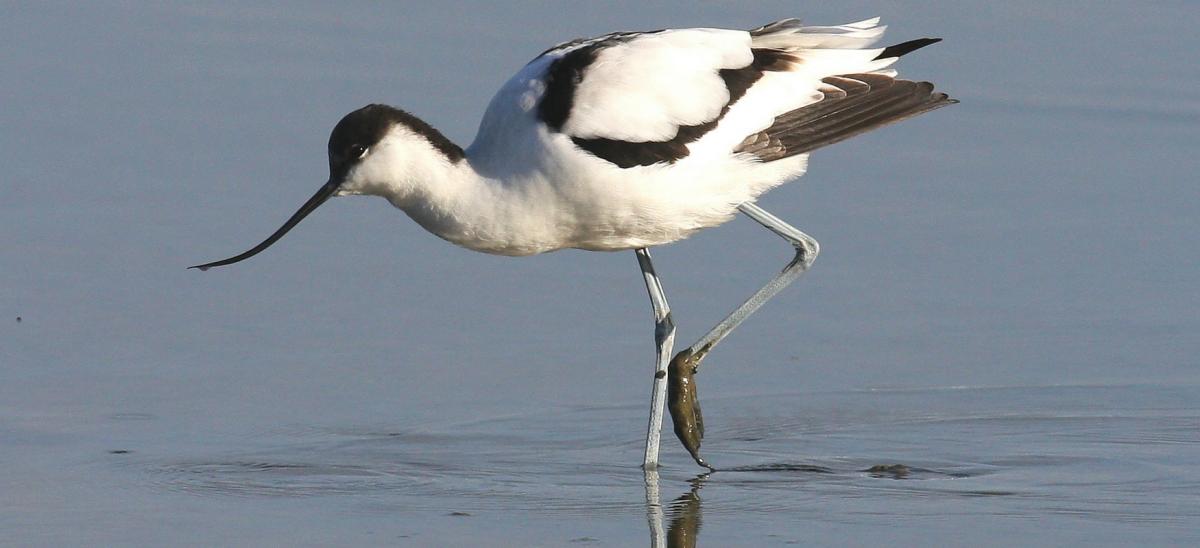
[341,126,563,256]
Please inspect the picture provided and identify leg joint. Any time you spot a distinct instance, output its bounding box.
[791,234,820,267]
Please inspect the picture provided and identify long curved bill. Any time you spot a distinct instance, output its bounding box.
[190,180,339,271]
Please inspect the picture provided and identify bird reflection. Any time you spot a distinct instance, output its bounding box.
[666,474,707,548]
[644,470,709,548]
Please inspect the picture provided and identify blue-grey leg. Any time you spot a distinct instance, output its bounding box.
[685,202,820,366]
[665,202,819,469]
[635,248,676,470]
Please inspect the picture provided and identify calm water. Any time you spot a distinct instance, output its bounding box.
[3,2,1198,546]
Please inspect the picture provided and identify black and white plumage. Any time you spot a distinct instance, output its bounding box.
[535,21,948,169]
[193,17,955,470]
[461,16,952,255]
[195,17,954,263]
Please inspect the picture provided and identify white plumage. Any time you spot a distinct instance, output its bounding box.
[561,29,750,140]
[330,17,929,255]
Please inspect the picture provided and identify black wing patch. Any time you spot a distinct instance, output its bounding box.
[538,44,602,132]
[543,48,797,169]
[734,73,956,162]
[538,32,649,132]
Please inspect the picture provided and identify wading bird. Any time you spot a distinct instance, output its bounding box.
[192,17,955,470]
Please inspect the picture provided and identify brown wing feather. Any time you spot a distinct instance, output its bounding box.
[735,73,956,161]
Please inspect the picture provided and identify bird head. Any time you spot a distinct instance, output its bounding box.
[190,104,443,271]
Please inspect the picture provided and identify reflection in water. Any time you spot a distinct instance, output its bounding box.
[643,470,665,547]
[644,470,708,548]
[666,475,706,548]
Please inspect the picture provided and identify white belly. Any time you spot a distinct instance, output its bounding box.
[397,151,809,256]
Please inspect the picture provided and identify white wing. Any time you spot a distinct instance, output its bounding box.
[470,18,947,170]
[559,28,752,142]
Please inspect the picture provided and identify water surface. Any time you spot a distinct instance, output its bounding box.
[3,1,1198,546]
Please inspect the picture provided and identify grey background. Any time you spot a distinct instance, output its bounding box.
[3,1,1197,545]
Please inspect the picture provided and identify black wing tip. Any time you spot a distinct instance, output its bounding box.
[187,264,211,271]
[874,37,943,60]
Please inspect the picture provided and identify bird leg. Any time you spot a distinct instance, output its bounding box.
[668,202,820,468]
[635,248,676,470]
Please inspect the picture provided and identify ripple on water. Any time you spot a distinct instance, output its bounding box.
[149,460,425,498]
[132,385,1198,525]
[143,406,657,515]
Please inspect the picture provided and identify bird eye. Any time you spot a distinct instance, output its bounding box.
[349,144,368,158]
